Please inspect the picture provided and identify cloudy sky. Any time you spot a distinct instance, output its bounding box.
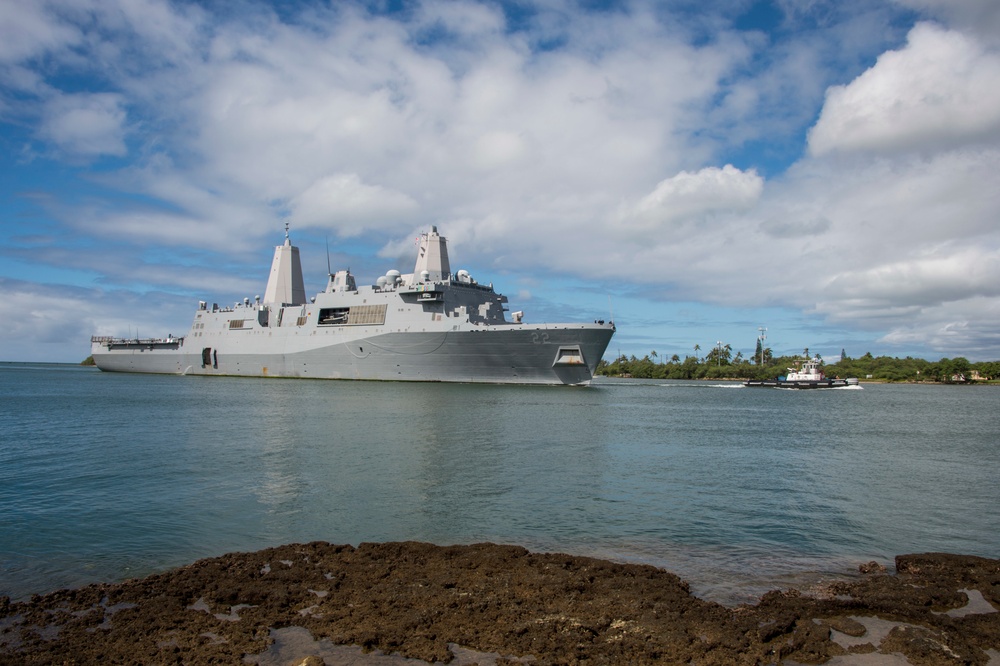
[2,0,1000,364]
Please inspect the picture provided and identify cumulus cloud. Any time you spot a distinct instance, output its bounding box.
[0,278,194,361]
[0,280,91,345]
[738,145,1000,330]
[471,130,530,170]
[4,0,1000,360]
[38,92,128,157]
[289,174,419,232]
[877,296,1000,357]
[0,1,80,64]
[622,165,764,232]
[820,247,1000,309]
[72,0,732,250]
[759,215,831,239]
[809,22,1000,155]
[891,0,1000,43]
[413,0,505,43]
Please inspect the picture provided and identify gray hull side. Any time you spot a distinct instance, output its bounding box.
[92,327,614,385]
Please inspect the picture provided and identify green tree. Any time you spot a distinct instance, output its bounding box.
[598,349,1000,384]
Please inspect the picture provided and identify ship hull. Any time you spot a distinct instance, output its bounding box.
[91,325,614,386]
[90,227,616,386]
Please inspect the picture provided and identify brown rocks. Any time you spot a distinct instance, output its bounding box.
[859,561,887,574]
[0,543,997,665]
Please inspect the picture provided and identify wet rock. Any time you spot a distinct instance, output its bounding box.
[295,657,325,666]
[878,624,981,666]
[0,544,997,665]
[859,561,887,574]
[824,615,867,637]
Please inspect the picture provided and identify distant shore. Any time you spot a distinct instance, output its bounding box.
[599,374,1000,385]
[2,542,997,664]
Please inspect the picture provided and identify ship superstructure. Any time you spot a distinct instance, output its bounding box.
[91,226,615,385]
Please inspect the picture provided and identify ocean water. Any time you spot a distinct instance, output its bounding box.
[1,363,998,604]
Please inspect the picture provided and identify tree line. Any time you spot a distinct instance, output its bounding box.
[597,346,999,383]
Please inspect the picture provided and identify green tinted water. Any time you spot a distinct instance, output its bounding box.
[1,364,997,603]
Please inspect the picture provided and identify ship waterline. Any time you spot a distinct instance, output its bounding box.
[91,227,615,385]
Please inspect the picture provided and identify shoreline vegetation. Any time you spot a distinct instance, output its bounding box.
[598,350,999,384]
[1,542,997,664]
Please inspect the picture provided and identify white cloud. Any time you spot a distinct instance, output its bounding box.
[624,165,764,232]
[0,1,80,64]
[0,280,90,346]
[5,0,1000,360]
[809,22,1000,155]
[471,130,530,170]
[73,0,734,249]
[414,0,505,42]
[891,0,1000,44]
[39,92,128,157]
[759,215,831,239]
[0,278,195,362]
[820,247,1000,309]
[877,296,1000,357]
[289,174,419,232]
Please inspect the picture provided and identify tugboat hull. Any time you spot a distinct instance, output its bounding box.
[743,378,859,389]
[743,356,859,389]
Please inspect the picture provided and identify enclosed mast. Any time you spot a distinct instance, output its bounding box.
[263,224,306,306]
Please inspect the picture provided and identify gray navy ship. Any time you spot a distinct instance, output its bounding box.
[91,226,616,385]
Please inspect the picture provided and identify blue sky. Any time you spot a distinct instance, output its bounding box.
[3,0,1000,363]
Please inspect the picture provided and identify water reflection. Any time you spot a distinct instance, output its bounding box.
[2,366,998,604]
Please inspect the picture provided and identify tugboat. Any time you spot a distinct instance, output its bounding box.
[744,357,859,389]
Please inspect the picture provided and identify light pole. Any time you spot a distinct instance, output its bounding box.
[716,341,722,366]
[757,326,767,365]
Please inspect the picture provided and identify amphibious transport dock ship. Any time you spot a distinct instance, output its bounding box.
[91,227,615,385]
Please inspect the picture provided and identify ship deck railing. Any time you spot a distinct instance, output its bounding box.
[91,335,185,345]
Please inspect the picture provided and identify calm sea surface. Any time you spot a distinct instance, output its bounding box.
[2,363,998,604]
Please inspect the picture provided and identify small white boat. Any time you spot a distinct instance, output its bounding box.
[744,357,859,389]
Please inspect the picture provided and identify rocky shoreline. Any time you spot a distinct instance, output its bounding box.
[1,542,997,665]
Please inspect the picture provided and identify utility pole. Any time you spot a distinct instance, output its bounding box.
[757,326,767,365]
